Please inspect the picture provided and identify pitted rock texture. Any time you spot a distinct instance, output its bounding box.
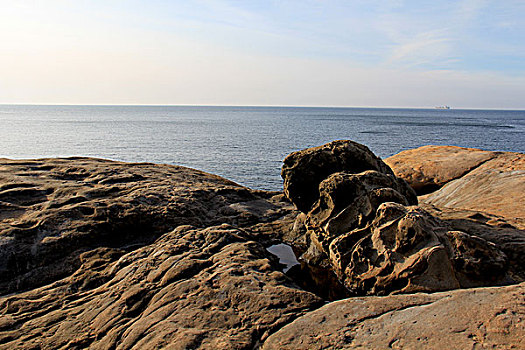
[329,203,511,295]
[0,224,322,349]
[262,282,525,350]
[0,157,293,295]
[1,145,523,350]
[282,140,401,212]
[307,170,417,247]
[284,141,520,296]
[421,204,525,283]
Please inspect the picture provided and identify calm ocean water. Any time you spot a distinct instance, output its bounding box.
[1,105,523,191]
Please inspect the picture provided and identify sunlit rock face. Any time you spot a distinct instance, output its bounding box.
[283,140,515,295]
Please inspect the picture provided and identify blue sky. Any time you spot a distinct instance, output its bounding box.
[1,0,524,108]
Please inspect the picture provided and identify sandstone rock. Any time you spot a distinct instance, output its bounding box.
[422,152,525,219]
[262,282,525,350]
[2,144,523,349]
[0,224,322,349]
[307,170,417,246]
[385,145,496,194]
[0,158,292,295]
[330,203,512,295]
[283,142,519,296]
[282,140,397,212]
[421,204,525,282]
[385,146,525,220]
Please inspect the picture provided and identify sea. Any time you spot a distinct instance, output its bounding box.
[1,105,523,191]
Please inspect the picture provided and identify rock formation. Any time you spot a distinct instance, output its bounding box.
[0,224,322,349]
[282,140,521,295]
[262,282,525,349]
[385,145,525,221]
[281,140,398,212]
[384,145,496,195]
[1,141,524,349]
[0,157,291,295]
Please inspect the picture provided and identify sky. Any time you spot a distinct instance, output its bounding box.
[1,0,524,109]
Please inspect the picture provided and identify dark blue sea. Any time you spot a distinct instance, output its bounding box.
[1,105,523,190]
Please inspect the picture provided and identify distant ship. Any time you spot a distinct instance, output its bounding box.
[435,105,451,109]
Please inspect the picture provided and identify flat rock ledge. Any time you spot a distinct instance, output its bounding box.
[262,282,525,349]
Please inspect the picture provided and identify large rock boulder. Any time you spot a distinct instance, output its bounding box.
[282,141,520,296]
[307,171,417,246]
[282,140,397,212]
[262,282,525,350]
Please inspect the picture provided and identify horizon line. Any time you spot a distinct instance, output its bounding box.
[1,103,524,111]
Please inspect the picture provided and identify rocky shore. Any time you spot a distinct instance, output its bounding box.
[0,141,523,349]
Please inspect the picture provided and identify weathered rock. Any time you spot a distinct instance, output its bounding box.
[330,202,512,295]
[386,146,525,220]
[422,152,525,220]
[307,170,417,247]
[421,204,525,282]
[1,143,524,350]
[385,145,496,195]
[0,158,292,295]
[283,142,520,296]
[0,224,322,349]
[262,282,525,350]
[282,140,398,212]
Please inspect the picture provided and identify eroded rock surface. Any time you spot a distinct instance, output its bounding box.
[330,203,512,295]
[262,282,525,350]
[282,140,396,212]
[0,158,292,295]
[1,143,524,349]
[307,171,417,245]
[0,224,322,349]
[386,145,525,220]
[283,141,522,296]
[421,204,525,283]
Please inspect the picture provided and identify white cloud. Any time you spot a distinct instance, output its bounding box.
[386,30,454,68]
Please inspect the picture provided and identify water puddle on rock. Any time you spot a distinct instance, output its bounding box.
[267,243,350,301]
[266,243,300,273]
